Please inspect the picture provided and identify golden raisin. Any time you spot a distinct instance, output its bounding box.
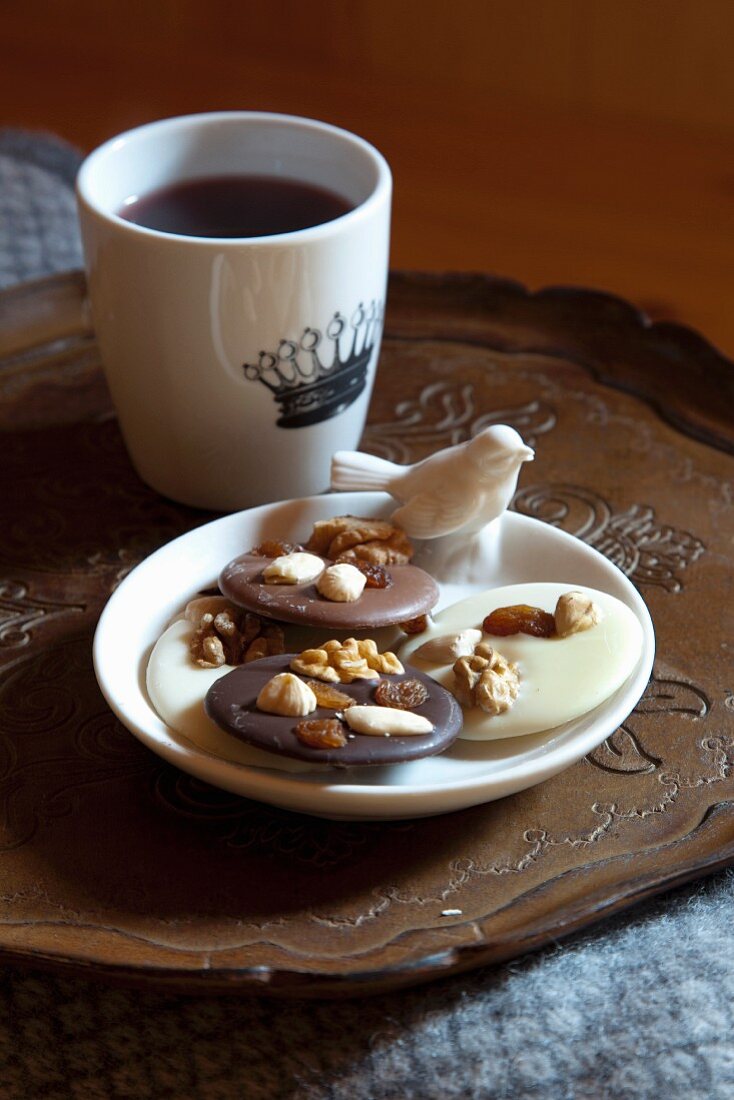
[294,718,348,749]
[374,678,429,710]
[250,539,303,558]
[482,604,556,638]
[302,679,355,710]
[336,557,392,589]
[399,614,430,635]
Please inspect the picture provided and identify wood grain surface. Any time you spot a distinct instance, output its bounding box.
[0,271,731,996]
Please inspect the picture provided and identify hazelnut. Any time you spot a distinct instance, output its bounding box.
[555,591,602,637]
[316,563,367,602]
[256,673,317,717]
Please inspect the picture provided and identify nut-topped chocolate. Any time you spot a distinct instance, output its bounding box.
[219,554,439,629]
[217,550,435,629]
[219,516,438,630]
[401,582,645,742]
[204,654,462,767]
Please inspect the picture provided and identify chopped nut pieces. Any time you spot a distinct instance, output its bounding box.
[316,562,367,602]
[302,679,355,710]
[262,552,325,585]
[306,515,414,565]
[256,673,317,717]
[344,706,433,737]
[338,558,392,589]
[554,590,602,637]
[482,604,556,638]
[452,642,520,716]
[250,539,303,558]
[452,654,487,708]
[290,651,340,683]
[243,636,269,663]
[294,718,348,749]
[290,638,404,684]
[413,629,483,664]
[374,678,429,710]
[187,599,285,668]
[475,652,520,716]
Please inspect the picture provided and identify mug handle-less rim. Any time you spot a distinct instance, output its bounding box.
[76,111,392,249]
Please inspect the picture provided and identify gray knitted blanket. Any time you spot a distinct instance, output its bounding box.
[0,130,731,1100]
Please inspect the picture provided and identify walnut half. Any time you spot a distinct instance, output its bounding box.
[306,515,414,565]
[554,590,602,637]
[452,642,520,716]
[186,597,284,668]
[452,653,490,708]
[290,638,404,684]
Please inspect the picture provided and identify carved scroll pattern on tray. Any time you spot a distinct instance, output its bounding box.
[362,380,556,463]
[0,580,85,650]
[512,484,705,592]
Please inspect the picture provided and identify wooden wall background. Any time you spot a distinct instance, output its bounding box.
[4,0,734,354]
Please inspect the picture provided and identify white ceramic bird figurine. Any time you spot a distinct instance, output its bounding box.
[331,425,534,539]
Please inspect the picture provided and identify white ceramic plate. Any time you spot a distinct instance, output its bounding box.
[93,492,654,820]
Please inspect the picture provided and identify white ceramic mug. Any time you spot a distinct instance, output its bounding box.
[76,112,391,511]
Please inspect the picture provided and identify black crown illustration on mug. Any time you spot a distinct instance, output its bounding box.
[242,300,384,428]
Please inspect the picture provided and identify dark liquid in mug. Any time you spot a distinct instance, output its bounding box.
[118,175,354,238]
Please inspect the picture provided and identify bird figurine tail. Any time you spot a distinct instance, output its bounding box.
[330,451,402,492]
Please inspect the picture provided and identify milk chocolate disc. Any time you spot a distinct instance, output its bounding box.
[218,554,440,629]
[205,655,462,767]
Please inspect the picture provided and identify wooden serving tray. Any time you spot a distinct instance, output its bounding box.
[0,271,731,996]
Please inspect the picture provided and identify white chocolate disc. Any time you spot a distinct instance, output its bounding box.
[146,619,320,773]
[400,582,644,741]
